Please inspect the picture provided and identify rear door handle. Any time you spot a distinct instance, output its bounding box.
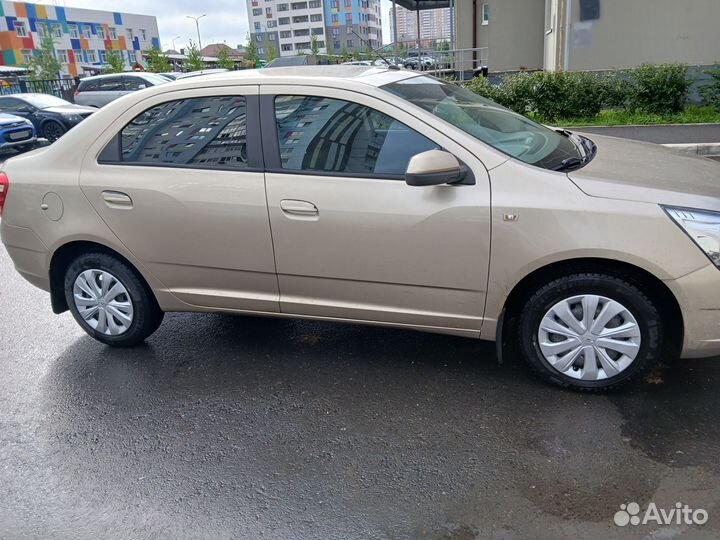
[102,190,133,208]
[280,199,318,217]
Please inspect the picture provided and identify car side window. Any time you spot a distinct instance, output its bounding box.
[124,77,147,91]
[103,96,249,170]
[97,78,123,92]
[274,95,437,177]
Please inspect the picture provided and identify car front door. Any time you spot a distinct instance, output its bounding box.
[261,86,491,333]
[79,85,279,312]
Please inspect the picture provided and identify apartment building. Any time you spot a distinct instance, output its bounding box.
[389,5,451,45]
[0,1,160,77]
[453,0,720,72]
[247,0,383,59]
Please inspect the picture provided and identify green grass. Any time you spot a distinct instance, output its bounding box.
[539,106,720,127]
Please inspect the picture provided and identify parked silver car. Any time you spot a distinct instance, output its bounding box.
[74,73,169,108]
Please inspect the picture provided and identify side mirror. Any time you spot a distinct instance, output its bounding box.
[405,150,470,187]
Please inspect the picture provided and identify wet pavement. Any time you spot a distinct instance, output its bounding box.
[2,243,720,539]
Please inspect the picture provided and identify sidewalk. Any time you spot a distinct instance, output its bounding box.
[572,124,720,144]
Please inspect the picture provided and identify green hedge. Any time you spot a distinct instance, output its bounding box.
[466,64,695,121]
[699,64,720,110]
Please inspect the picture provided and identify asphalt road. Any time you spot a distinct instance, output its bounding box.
[2,240,720,539]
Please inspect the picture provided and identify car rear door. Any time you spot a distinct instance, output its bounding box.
[260,85,491,332]
[79,85,279,312]
[95,76,124,106]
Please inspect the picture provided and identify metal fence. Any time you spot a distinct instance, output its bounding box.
[0,78,78,103]
[381,44,489,82]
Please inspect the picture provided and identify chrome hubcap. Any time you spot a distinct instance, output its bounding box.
[73,269,134,335]
[538,295,642,381]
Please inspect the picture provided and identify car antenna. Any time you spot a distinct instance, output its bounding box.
[350,29,399,70]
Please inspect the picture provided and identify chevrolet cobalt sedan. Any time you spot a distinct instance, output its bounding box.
[2,66,719,392]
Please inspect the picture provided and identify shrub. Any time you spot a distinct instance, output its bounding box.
[699,63,720,110]
[627,63,691,114]
[528,71,605,120]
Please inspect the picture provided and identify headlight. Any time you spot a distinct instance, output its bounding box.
[664,206,720,267]
[65,115,81,123]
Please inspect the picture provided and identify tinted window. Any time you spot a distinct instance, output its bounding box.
[274,96,437,176]
[78,79,98,92]
[123,77,149,91]
[113,96,249,169]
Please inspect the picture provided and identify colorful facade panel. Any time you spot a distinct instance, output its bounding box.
[0,1,160,76]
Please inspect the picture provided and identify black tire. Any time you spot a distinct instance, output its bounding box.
[42,120,65,142]
[518,273,664,392]
[64,252,164,346]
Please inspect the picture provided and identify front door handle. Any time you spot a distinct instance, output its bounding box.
[102,190,133,208]
[280,199,318,217]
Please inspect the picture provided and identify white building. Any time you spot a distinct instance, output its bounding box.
[389,4,452,45]
[247,0,383,59]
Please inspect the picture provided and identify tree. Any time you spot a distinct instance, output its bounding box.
[351,49,360,61]
[310,34,319,57]
[103,47,126,74]
[25,36,61,80]
[145,46,171,73]
[185,39,204,71]
[340,43,349,62]
[267,44,278,62]
[244,34,258,67]
[364,45,374,61]
[216,46,235,70]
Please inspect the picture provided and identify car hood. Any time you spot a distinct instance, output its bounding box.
[42,105,96,115]
[0,113,29,125]
[568,134,720,211]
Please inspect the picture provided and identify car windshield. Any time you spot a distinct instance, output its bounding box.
[383,76,587,171]
[21,94,69,108]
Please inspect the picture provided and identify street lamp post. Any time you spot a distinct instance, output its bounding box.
[171,35,181,50]
[186,14,207,50]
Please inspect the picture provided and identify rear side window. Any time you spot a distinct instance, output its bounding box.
[95,77,123,92]
[77,79,98,92]
[274,95,437,177]
[101,96,249,170]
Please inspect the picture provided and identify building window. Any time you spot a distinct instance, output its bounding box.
[254,22,262,32]
[292,15,309,23]
[311,27,324,35]
[291,1,308,9]
[52,24,62,37]
[87,50,97,63]
[114,96,250,170]
[269,33,277,41]
[57,50,69,64]
[127,28,134,41]
[73,49,82,62]
[21,49,33,64]
[310,14,322,22]
[482,3,489,25]
[309,0,321,7]
[274,96,436,175]
[266,7,273,14]
[256,34,263,42]
[253,8,262,16]
[345,0,352,6]
[258,47,265,54]
[109,27,117,40]
[15,21,27,37]
[141,29,147,40]
[347,39,353,47]
[294,29,310,37]
[267,20,277,28]
[278,3,289,10]
[280,30,291,38]
[279,17,290,24]
[69,24,79,39]
[281,44,293,51]
[38,24,50,38]
[99,50,107,63]
[82,25,92,39]
[97,26,106,39]
[127,50,136,63]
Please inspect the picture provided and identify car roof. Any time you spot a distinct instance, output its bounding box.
[80,72,148,81]
[165,65,423,89]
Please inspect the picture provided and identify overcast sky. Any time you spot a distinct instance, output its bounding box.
[64,0,396,50]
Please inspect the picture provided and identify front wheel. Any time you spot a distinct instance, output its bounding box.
[64,252,164,346]
[518,273,664,392]
[42,120,65,142]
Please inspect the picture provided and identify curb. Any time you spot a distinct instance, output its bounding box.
[662,143,720,156]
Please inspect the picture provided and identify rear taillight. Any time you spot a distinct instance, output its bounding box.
[0,172,8,217]
[74,90,80,96]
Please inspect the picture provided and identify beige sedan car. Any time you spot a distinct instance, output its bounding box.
[2,66,719,392]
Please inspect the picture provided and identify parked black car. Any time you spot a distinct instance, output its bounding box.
[0,93,96,142]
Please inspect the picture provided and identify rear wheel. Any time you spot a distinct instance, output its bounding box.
[518,273,664,392]
[64,252,163,346]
